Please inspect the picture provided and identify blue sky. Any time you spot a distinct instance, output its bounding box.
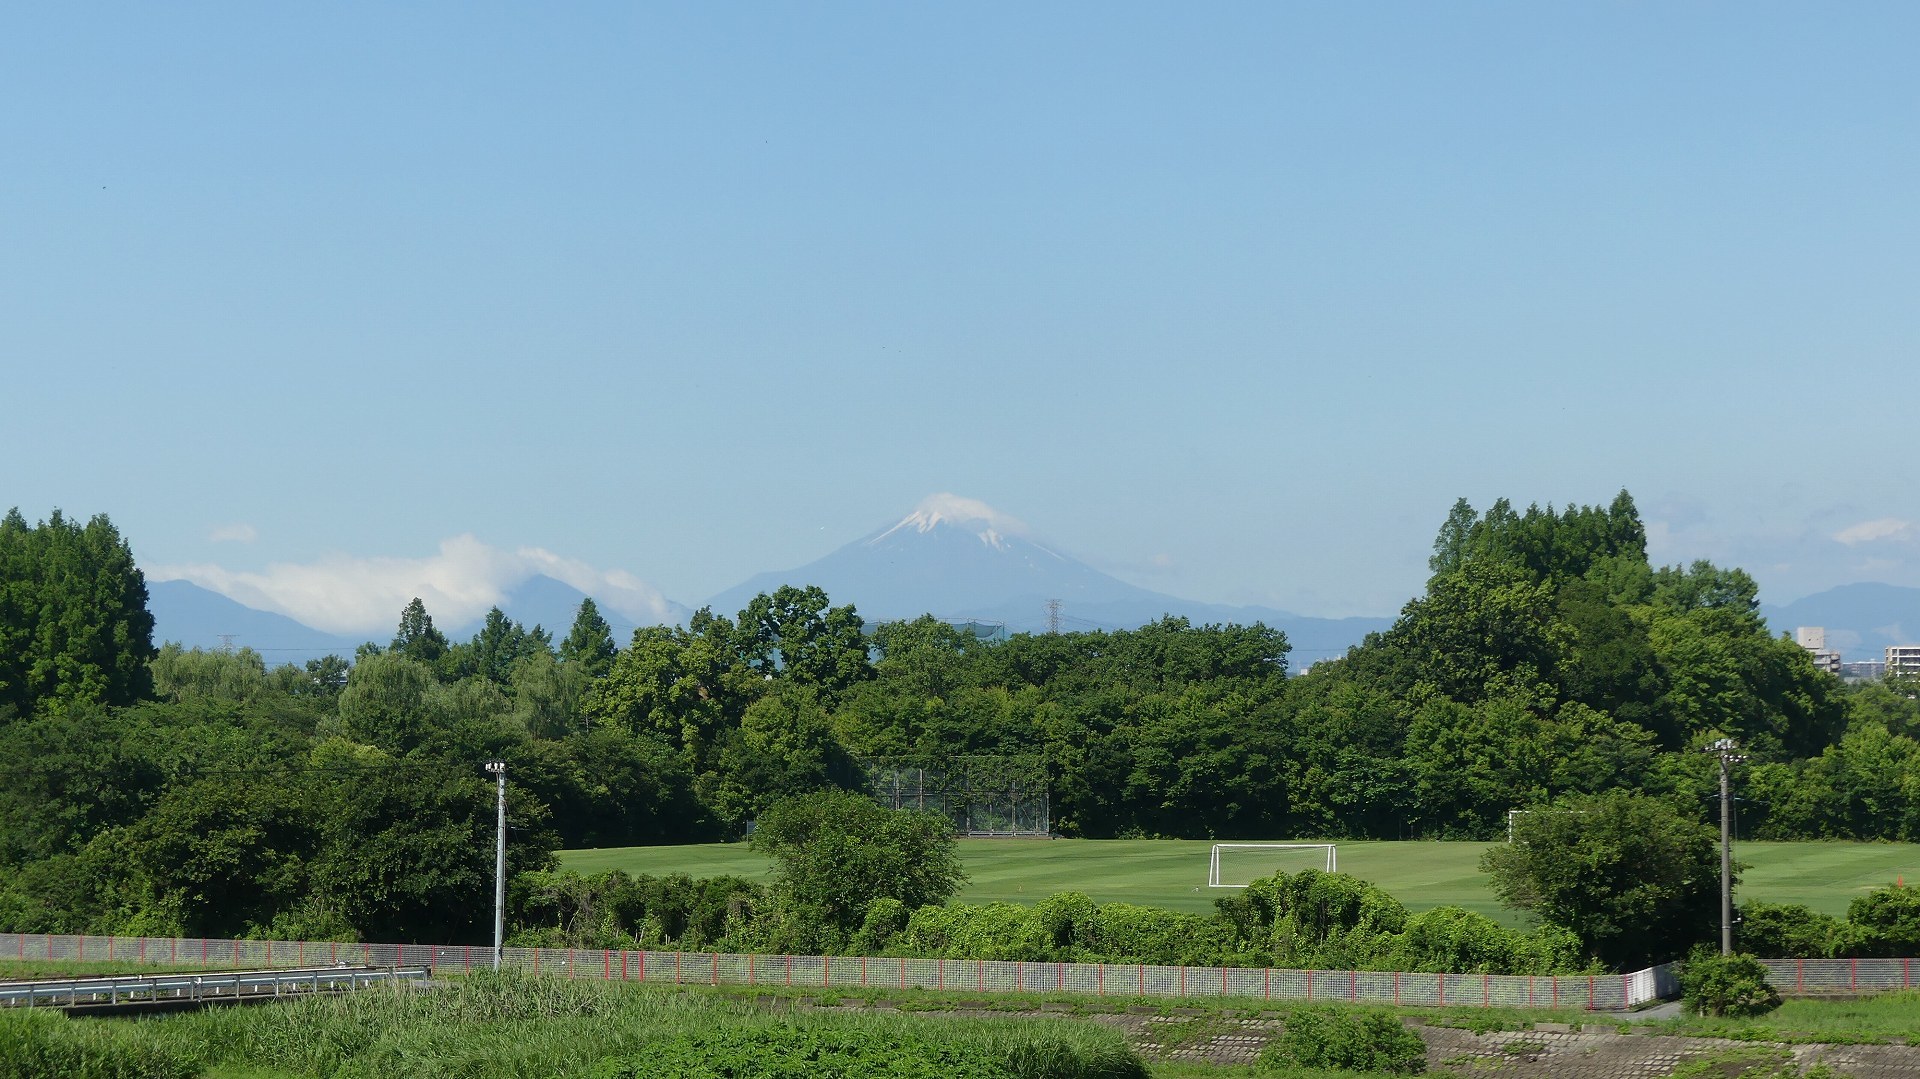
[5,3,1917,633]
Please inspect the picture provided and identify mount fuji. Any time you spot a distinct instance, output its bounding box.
[705,494,1391,664]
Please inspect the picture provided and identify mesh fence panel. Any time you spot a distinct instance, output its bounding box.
[1761,957,1920,994]
[861,756,1051,836]
[0,932,1761,1012]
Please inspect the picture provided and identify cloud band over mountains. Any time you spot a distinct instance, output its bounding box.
[148,535,676,635]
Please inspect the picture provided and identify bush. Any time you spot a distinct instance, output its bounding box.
[750,790,965,951]
[852,897,910,954]
[1680,953,1782,1018]
[1257,1007,1426,1075]
[1840,883,1920,957]
[1735,902,1839,958]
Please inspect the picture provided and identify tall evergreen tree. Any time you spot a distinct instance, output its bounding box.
[390,597,449,668]
[0,508,154,717]
[559,597,617,680]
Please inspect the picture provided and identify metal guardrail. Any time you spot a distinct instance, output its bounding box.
[0,965,429,1010]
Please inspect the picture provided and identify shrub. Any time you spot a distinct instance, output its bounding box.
[1736,902,1839,958]
[1680,953,1782,1018]
[852,897,910,954]
[1088,903,1235,967]
[1034,891,1098,956]
[751,790,965,950]
[1390,906,1522,974]
[901,902,1045,961]
[1840,883,1920,958]
[1257,1007,1426,1075]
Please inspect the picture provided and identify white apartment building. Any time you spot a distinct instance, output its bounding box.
[1887,645,1920,681]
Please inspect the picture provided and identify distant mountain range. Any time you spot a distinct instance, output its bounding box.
[705,494,1393,666]
[148,574,660,666]
[1759,583,1920,661]
[146,494,1920,669]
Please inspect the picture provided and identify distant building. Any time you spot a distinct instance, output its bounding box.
[1795,627,1844,676]
[1842,660,1887,681]
[1888,645,1920,681]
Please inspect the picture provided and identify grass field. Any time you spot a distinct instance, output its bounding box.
[560,839,1920,922]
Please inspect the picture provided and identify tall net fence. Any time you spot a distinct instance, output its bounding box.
[862,756,1050,837]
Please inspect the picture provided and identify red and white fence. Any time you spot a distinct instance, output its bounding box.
[1,932,1690,1010]
[1759,957,1920,995]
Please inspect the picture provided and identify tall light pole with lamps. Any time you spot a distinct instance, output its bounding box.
[484,759,507,971]
[1705,738,1745,955]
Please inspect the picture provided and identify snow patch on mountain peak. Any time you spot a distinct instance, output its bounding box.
[870,494,1029,551]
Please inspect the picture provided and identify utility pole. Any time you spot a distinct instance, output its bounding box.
[1706,738,1745,955]
[484,759,508,971]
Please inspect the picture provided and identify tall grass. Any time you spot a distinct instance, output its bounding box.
[0,974,1148,1079]
[1660,989,1920,1044]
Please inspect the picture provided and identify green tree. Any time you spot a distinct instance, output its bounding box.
[150,644,269,703]
[307,760,553,944]
[0,508,155,717]
[454,607,551,686]
[749,789,965,949]
[1480,791,1721,969]
[299,655,351,699]
[511,649,590,738]
[1428,497,1478,576]
[716,683,855,821]
[119,775,317,938]
[559,598,617,680]
[389,597,450,669]
[736,585,874,702]
[337,652,438,752]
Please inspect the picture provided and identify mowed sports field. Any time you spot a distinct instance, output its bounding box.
[560,839,1920,924]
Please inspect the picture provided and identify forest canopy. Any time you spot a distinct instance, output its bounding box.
[1,494,1912,953]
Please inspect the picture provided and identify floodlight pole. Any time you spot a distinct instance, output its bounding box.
[1706,739,1744,955]
[484,759,508,971]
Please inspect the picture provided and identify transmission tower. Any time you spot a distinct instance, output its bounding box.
[1045,598,1062,635]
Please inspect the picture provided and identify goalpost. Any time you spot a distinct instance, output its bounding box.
[1208,843,1337,888]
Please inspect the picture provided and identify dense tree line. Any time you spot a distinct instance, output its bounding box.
[1,495,1914,951]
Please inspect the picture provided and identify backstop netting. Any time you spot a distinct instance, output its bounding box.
[862,756,1050,837]
[1209,843,1338,888]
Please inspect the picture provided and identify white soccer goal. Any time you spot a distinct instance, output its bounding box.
[1207,843,1337,888]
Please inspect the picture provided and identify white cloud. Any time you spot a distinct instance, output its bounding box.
[148,535,676,635]
[207,522,258,543]
[1834,518,1919,547]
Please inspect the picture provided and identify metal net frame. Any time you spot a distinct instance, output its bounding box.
[861,755,1051,837]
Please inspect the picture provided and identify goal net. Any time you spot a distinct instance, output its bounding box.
[1208,843,1337,888]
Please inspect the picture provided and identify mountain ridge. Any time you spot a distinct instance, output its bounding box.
[705,494,1393,663]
